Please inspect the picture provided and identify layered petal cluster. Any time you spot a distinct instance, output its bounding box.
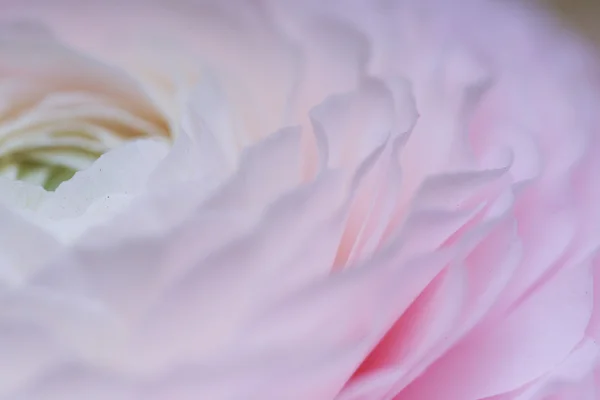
[0,0,598,399]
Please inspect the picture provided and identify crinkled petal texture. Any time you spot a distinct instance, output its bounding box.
[0,0,599,399]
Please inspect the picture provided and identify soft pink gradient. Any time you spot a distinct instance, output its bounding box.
[0,0,599,399]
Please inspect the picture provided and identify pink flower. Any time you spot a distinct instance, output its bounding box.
[0,0,598,399]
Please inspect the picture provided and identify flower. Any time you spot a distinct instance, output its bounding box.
[0,0,599,399]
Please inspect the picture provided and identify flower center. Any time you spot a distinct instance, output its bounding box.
[0,25,177,192]
[0,91,171,191]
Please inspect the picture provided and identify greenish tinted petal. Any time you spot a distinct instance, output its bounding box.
[43,165,77,191]
[0,147,98,191]
[15,160,50,187]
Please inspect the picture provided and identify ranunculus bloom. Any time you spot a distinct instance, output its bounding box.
[0,0,599,399]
